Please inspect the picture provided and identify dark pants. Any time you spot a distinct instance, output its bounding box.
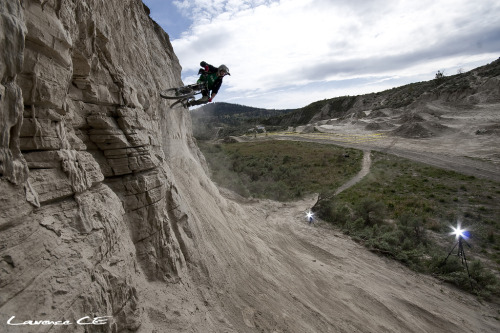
[189,95,209,106]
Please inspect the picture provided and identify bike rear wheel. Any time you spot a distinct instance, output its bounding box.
[160,86,196,99]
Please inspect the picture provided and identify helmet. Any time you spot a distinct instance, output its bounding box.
[218,65,230,76]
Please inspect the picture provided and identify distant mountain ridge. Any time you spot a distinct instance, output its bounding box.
[192,102,293,118]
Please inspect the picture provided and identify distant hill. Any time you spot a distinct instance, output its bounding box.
[191,58,500,139]
[265,57,500,128]
[190,102,293,139]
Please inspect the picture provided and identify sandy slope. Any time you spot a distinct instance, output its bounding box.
[159,136,500,333]
[226,193,500,333]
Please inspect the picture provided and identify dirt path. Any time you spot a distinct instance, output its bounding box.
[335,150,371,195]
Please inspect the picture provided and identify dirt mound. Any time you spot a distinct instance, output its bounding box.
[391,121,452,138]
[299,124,316,133]
[397,112,424,123]
[368,109,389,118]
[339,110,365,122]
[392,123,432,138]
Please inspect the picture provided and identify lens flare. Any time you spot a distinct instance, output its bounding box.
[450,223,469,239]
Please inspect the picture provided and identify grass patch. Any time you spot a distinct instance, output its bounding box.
[199,140,500,299]
[199,140,362,201]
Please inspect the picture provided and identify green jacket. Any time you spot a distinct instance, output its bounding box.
[198,72,219,90]
[197,62,223,94]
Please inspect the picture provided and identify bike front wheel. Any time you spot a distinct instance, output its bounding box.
[160,86,196,99]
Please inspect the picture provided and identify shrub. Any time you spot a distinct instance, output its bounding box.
[399,213,427,245]
[344,218,366,234]
[355,198,386,226]
[469,260,499,297]
[431,255,499,297]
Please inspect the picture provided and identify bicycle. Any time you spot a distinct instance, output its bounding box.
[159,82,207,107]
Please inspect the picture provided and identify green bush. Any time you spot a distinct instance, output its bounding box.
[399,213,427,246]
[355,198,386,226]
[430,254,499,297]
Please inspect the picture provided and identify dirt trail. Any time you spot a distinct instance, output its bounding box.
[335,150,371,195]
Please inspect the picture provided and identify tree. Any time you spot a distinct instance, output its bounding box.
[435,70,445,80]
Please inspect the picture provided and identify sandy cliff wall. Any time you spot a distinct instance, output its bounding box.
[0,0,212,331]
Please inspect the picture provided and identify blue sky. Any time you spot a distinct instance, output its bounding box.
[142,0,500,109]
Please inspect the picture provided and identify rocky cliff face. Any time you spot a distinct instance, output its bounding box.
[0,1,211,331]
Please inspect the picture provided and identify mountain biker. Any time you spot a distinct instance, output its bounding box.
[187,61,230,107]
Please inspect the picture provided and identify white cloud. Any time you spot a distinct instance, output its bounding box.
[169,0,500,108]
